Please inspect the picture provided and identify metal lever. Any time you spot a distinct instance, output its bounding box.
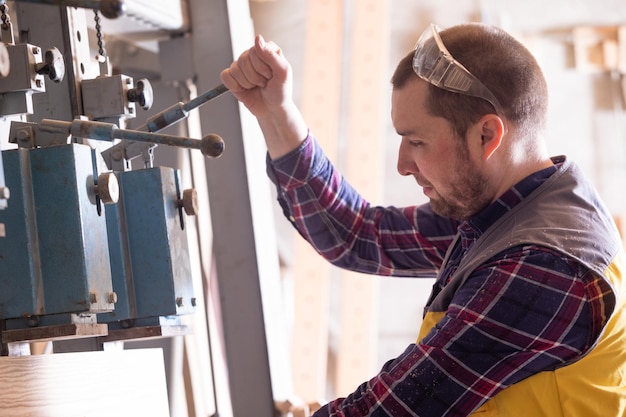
[101,83,230,171]
[40,118,225,158]
[140,84,229,132]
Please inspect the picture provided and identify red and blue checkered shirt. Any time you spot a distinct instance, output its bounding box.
[267,134,612,416]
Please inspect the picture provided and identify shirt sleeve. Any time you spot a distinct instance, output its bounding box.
[267,134,459,277]
[312,245,607,417]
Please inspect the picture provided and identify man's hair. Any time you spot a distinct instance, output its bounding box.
[391,23,548,141]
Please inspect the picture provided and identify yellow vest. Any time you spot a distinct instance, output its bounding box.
[418,158,626,416]
[419,250,626,416]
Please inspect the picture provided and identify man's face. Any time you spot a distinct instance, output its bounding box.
[391,79,493,221]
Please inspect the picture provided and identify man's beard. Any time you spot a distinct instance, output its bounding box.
[429,150,492,221]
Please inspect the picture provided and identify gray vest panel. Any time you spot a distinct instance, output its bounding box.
[427,157,621,314]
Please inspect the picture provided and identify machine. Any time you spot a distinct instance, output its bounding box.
[0,1,288,416]
[0,0,228,352]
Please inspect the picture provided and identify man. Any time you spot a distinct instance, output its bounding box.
[221,22,626,416]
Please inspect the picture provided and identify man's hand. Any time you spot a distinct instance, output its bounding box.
[221,35,292,119]
[220,35,308,159]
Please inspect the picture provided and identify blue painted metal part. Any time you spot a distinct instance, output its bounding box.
[0,144,114,320]
[100,166,195,326]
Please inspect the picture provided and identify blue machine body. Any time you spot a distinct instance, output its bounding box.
[0,144,114,322]
[101,166,195,327]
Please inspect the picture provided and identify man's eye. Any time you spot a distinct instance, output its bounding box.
[408,140,424,147]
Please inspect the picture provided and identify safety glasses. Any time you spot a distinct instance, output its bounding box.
[412,23,504,117]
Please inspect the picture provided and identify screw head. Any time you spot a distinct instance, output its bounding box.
[16,129,31,142]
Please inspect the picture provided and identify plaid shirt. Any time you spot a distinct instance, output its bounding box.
[267,134,611,417]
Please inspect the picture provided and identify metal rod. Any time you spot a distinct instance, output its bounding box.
[183,83,229,113]
[101,83,229,169]
[139,84,230,133]
[115,128,205,151]
[42,118,224,159]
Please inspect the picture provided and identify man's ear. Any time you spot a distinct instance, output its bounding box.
[479,114,505,160]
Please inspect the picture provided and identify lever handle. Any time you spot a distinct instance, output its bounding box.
[127,78,154,111]
[35,47,65,83]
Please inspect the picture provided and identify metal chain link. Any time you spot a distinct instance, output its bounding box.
[94,10,106,58]
[0,3,10,31]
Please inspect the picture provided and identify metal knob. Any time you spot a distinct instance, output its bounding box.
[94,172,119,204]
[100,0,127,19]
[178,189,198,216]
[127,78,154,111]
[201,134,225,158]
[35,47,65,83]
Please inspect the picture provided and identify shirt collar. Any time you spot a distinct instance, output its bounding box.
[461,160,562,240]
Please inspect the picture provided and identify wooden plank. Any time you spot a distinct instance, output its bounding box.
[0,348,169,417]
[98,325,190,343]
[290,0,344,403]
[335,0,390,396]
[2,323,108,344]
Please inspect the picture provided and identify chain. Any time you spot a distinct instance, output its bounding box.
[94,10,106,58]
[1,3,10,32]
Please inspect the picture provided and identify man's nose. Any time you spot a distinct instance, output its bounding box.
[396,141,417,176]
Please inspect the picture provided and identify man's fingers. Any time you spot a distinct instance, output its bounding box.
[238,49,269,87]
[222,49,267,90]
[220,68,245,93]
[249,48,273,80]
[220,34,287,95]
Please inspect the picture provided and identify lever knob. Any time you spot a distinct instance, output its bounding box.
[201,134,225,158]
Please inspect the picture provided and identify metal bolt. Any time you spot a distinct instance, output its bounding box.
[89,292,98,304]
[176,297,184,307]
[112,149,123,161]
[26,316,39,327]
[16,129,31,142]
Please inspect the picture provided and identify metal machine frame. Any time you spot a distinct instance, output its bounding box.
[0,1,290,415]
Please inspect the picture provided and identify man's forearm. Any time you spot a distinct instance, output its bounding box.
[257,101,308,160]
